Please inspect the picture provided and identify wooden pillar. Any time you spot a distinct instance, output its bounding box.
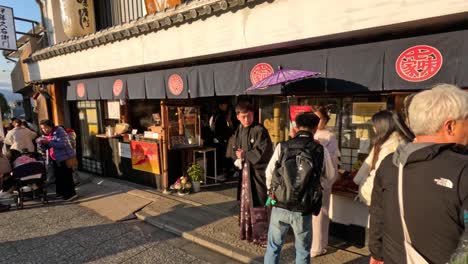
[273,103,280,145]
[160,100,169,190]
[48,83,65,125]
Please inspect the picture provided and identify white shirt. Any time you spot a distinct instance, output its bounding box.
[265,139,336,191]
[4,127,37,152]
[353,132,404,206]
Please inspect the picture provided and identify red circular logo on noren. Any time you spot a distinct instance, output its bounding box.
[113,79,123,96]
[396,45,443,82]
[77,83,86,98]
[250,63,274,86]
[168,74,184,95]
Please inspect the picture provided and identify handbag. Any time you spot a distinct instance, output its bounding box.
[65,157,78,169]
[398,163,429,264]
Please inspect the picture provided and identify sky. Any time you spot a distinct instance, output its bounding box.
[0,0,41,101]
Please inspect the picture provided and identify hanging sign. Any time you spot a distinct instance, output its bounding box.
[250,63,274,85]
[0,6,17,51]
[168,74,184,95]
[396,45,443,82]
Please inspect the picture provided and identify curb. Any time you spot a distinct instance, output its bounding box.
[136,211,262,264]
[86,174,237,218]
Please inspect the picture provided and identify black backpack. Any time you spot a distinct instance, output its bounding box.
[270,138,324,216]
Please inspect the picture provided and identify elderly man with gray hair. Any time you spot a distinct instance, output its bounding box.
[369,84,468,264]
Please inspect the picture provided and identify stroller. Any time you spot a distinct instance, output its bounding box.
[11,152,48,209]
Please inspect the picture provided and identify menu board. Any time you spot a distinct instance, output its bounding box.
[352,102,387,124]
[107,101,120,119]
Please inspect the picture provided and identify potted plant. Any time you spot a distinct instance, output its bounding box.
[187,163,203,192]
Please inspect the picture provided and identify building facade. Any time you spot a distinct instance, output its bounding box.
[21,0,468,245]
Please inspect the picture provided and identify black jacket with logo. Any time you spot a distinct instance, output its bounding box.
[369,143,468,264]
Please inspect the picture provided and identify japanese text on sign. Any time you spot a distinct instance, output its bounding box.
[396,45,443,82]
[76,0,91,30]
[0,6,17,51]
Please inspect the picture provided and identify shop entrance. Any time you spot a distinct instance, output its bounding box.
[77,101,103,175]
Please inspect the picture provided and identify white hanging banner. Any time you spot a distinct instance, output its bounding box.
[0,5,17,51]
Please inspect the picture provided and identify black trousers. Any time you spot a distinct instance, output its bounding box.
[53,160,76,198]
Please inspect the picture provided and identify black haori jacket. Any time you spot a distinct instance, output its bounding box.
[369,143,468,264]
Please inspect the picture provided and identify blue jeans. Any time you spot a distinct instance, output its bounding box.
[264,207,312,264]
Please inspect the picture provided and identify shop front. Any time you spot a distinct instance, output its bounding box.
[65,28,468,246]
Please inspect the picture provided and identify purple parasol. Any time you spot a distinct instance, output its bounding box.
[246,69,320,91]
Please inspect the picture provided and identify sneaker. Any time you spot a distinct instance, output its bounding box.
[64,194,78,201]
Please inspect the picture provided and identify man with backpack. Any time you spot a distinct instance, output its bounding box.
[264,112,335,264]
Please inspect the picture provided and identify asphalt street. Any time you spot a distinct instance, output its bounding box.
[0,200,240,264]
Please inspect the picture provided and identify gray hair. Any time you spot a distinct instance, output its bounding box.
[408,84,468,136]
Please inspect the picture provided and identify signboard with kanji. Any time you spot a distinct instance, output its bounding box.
[0,6,17,51]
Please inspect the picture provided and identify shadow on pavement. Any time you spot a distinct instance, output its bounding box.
[0,207,190,264]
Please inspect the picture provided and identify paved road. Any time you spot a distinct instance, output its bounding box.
[0,200,240,264]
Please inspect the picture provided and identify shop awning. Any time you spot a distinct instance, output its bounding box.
[164,68,190,99]
[278,50,327,95]
[127,73,146,99]
[145,70,166,99]
[213,61,245,96]
[67,80,87,100]
[457,31,468,87]
[383,31,463,90]
[66,80,78,101]
[188,65,215,98]
[98,75,129,100]
[85,78,101,100]
[244,56,284,95]
[327,43,384,93]
[65,29,468,101]
[67,79,102,101]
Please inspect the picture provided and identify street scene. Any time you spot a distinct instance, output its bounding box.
[0,178,241,264]
[0,0,467,264]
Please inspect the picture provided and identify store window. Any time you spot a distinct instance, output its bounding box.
[340,98,387,171]
[166,106,201,149]
[261,95,390,171]
[260,97,339,146]
[77,101,103,174]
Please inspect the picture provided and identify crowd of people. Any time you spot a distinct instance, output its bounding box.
[0,83,466,262]
[0,118,79,206]
[225,83,467,264]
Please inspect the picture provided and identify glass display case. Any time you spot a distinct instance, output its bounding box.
[260,97,340,146]
[260,95,391,194]
[166,106,201,149]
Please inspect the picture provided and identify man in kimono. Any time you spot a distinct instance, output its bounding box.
[231,100,273,207]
